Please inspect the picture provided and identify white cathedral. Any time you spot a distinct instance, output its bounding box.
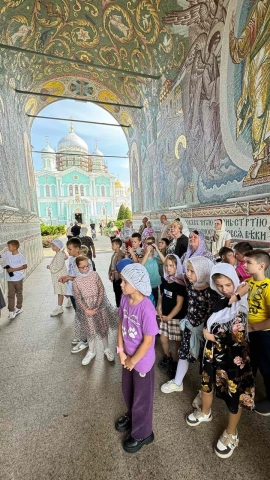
[35,125,131,225]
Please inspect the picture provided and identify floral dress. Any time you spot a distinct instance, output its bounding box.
[50,250,67,295]
[179,280,218,362]
[202,312,255,413]
[73,272,119,342]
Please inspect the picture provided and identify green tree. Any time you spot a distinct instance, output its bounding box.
[124,206,132,220]
[117,204,126,220]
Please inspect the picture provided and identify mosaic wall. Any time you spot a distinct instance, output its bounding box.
[0,0,269,248]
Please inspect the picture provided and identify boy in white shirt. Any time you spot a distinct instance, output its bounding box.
[1,240,27,319]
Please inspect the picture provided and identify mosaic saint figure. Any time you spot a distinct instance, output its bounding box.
[229,0,270,179]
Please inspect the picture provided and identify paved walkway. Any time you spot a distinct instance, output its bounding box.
[1,234,270,480]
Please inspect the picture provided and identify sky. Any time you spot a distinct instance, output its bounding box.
[31,99,130,186]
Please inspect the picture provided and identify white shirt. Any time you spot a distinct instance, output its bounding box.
[66,257,76,295]
[2,251,27,282]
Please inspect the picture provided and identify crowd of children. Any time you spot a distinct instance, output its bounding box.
[1,221,270,458]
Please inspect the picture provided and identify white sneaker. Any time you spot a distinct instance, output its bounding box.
[71,338,80,345]
[82,349,96,366]
[215,430,239,459]
[50,306,64,317]
[66,298,72,308]
[8,311,16,320]
[186,409,212,427]
[104,348,115,362]
[192,390,202,410]
[15,308,23,315]
[71,341,88,354]
[161,380,183,394]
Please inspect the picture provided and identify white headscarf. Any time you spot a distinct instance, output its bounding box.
[163,254,184,284]
[185,256,214,288]
[51,239,64,250]
[80,226,88,237]
[74,259,93,278]
[207,263,248,331]
[121,263,151,296]
[211,219,227,255]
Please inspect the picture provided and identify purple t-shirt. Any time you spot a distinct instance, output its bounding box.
[119,295,159,373]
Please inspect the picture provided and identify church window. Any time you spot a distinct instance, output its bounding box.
[69,185,73,196]
[80,185,84,196]
[75,184,79,195]
[101,185,105,197]
[45,185,50,197]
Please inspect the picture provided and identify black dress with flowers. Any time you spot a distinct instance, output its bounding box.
[201,311,255,414]
[179,280,218,362]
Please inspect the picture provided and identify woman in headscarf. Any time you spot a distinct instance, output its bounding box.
[141,220,155,248]
[210,219,231,257]
[181,230,216,267]
[161,256,218,393]
[186,263,254,459]
[166,220,188,259]
[120,219,134,250]
[71,255,119,365]
[79,226,96,266]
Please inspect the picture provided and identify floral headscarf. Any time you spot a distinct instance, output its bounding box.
[185,256,214,288]
[182,230,215,270]
[164,254,184,284]
[207,263,248,331]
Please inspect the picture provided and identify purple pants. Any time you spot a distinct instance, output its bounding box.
[122,365,155,440]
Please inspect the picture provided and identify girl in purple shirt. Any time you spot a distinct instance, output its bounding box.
[115,263,159,454]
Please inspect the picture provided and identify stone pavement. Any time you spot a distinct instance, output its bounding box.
[0,233,270,480]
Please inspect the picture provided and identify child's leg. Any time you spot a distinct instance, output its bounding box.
[131,366,155,440]
[87,338,95,352]
[201,391,214,415]
[160,334,171,357]
[122,367,134,417]
[226,408,242,435]
[102,336,115,361]
[113,279,122,307]
[174,340,181,363]
[7,282,15,311]
[15,280,23,309]
[174,359,189,386]
[58,294,64,306]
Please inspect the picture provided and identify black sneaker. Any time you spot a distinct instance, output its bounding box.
[158,355,173,370]
[254,399,270,416]
[115,412,131,432]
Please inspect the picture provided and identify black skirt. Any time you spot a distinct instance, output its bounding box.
[0,287,6,309]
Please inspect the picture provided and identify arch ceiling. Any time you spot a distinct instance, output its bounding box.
[0,1,185,119]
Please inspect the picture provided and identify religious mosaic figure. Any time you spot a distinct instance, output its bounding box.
[229,0,270,180]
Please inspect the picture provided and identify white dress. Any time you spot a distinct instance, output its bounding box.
[50,251,67,295]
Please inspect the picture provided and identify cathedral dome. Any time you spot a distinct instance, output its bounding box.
[91,145,104,157]
[115,179,123,188]
[57,126,88,153]
[41,140,55,154]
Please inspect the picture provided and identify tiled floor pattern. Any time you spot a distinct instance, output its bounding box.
[1,235,270,479]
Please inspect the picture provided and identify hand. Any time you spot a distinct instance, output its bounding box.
[59,275,68,283]
[228,294,237,305]
[127,246,133,254]
[157,308,162,318]
[85,308,98,315]
[7,267,14,273]
[152,243,157,250]
[146,245,153,254]
[161,315,169,322]
[203,328,216,342]
[93,254,96,258]
[124,355,135,371]
[47,265,50,270]
[119,351,127,365]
